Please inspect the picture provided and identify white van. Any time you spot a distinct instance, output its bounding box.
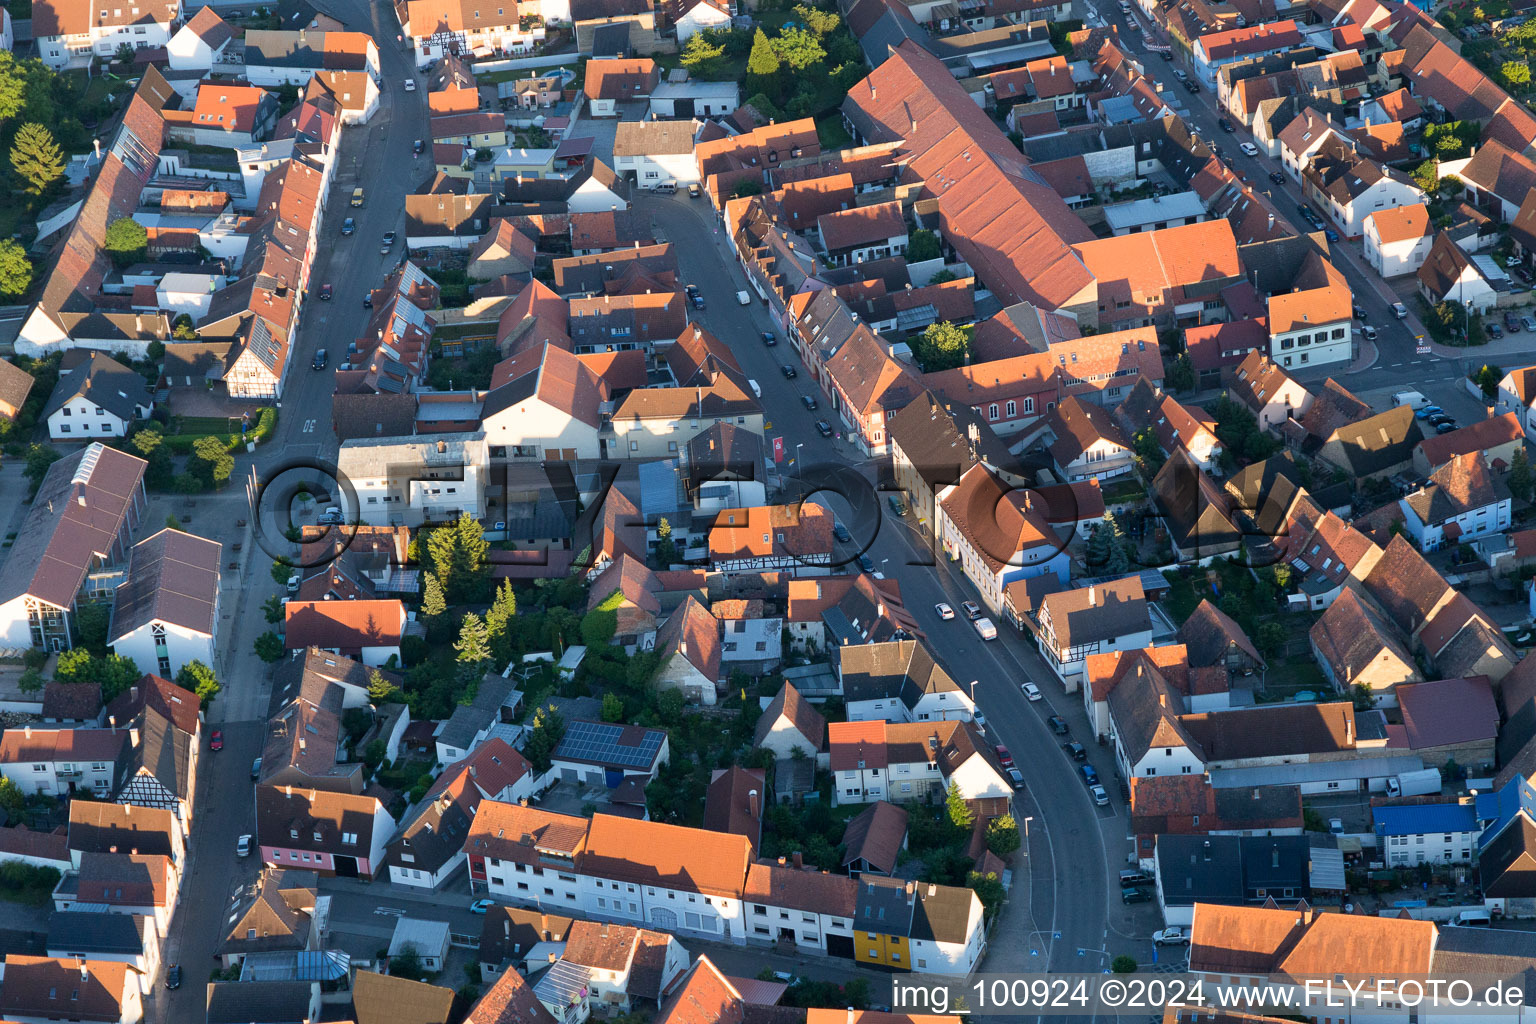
[748,379,762,399]
[653,181,677,195]
[1392,390,1430,410]
[974,617,998,640]
[1451,909,1491,927]
[737,290,752,306]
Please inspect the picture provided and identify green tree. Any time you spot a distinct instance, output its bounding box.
[1165,352,1196,393]
[17,668,43,694]
[601,692,626,722]
[1256,621,1287,658]
[94,654,139,701]
[1086,511,1129,574]
[746,28,781,78]
[985,814,1021,856]
[968,870,1005,917]
[655,516,678,565]
[171,314,197,341]
[680,32,727,74]
[914,320,969,372]
[10,122,63,196]
[175,660,220,708]
[53,648,94,681]
[1474,363,1503,399]
[795,3,841,34]
[1503,60,1532,88]
[1132,428,1165,478]
[191,435,233,487]
[484,577,517,664]
[103,217,148,266]
[455,611,493,666]
[262,594,285,624]
[945,780,973,830]
[522,704,567,773]
[23,444,60,495]
[1112,955,1137,973]
[655,687,686,725]
[421,572,447,618]
[906,228,941,262]
[0,239,33,298]
[0,52,26,122]
[772,27,826,70]
[254,631,285,663]
[581,608,617,648]
[929,269,958,284]
[427,513,490,603]
[0,777,25,817]
[271,559,296,586]
[1509,448,1534,504]
[367,668,398,702]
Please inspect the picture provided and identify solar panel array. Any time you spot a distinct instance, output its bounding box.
[555,719,664,770]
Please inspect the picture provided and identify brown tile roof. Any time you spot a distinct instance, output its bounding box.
[580,813,753,897]
[1405,450,1511,525]
[109,528,222,640]
[183,5,234,47]
[828,720,889,772]
[709,504,833,564]
[1072,221,1242,313]
[1363,534,1452,636]
[743,860,859,914]
[466,963,559,1024]
[41,681,101,722]
[703,766,765,848]
[0,956,132,1023]
[284,599,404,650]
[67,802,176,858]
[817,201,906,253]
[1178,599,1266,669]
[840,801,908,874]
[564,919,644,971]
[352,970,455,1024]
[1416,412,1524,471]
[464,801,589,866]
[657,957,744,1024]
[104,674,200,736]
[1367,202,1431,244]
[1397,676,1498,749]
[76,851,172,907]
[921,350,1059,406]
[1279,912,1435,977]
[939,463,1058,575]
[652,594,721,684]
[1114,379,1218,461]
[1309,587,1415,687]
[1180,702,1355,760]
[255,785,389,856]
[0,358,34,416]
[1188,904,1307,974]
[1047,394,1133,466]
[584,58,659,100]
[753,682,826,751]
[0,727,128,764]
[825,324,921,419]
[0,825,69,864]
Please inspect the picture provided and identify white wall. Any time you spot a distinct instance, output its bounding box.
[111,620,215,680]
[47,397,139,440]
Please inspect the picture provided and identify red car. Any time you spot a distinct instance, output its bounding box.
[994,744,1014,767]
[210,730,223,751]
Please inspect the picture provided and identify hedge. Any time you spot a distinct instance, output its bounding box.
[157,408,278,454]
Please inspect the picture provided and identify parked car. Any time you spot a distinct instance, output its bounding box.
[1488,322,1504,338]
[1122,887,1152,904]
[935,602,955,620]
[858,554,875,572]
[1217,117,1233,132]
[1048,715,1069,735]
[815,419,833,437]
[801,394,817,411]
[350,187,364,207]
[1354,305,1368,320]
[341,217,355,235]
[685,283,700,297]
[1090,784,1109,806]
[1022,682,1042,701]
[470,899,495,914]
[165,965,181,990]
[1324,228,1340,243]
[312,349,328,370]
[1154,927,1190,945]
[973,617,997,640]
[1359,325,1377,340]
[251,757,262,779]
[762,331,777,346]
[1079,763,1100,786]
[210,730,223,751]
[995,745,1014,767]
[691,294,706,309]
[1392,302,1409,319]
[832,522,851,543]
[1523,315,1536,332]
[236,834,251,857]
[1506,311,1522,332]
[319,283,333,301]
[1064,741,1088,761]
[413,139,424,155]
[961,601,981,619]
[403,78,416,91]
[1269,170,1286,184]
[1007,768,1026,790]
[1239,142,1258,156]
[380,230,396,254]
[780,364,797,379]
[1416,405,1443,420]
[319,506,345,525]
[1435,421,1458,433]
[1183,79,1200,93]
[888,495,907,516]
[688,183,701,199]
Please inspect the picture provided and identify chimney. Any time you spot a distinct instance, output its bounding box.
[1088,586,1096,606]
[1271,845,1280,868]
[130,727,140,747]
[848,1009,856,1024]
[23,725,30,739]
[1158,692,1167,707]
[130,686,139,703]
[79,958,89,981]
[749,789,759,818]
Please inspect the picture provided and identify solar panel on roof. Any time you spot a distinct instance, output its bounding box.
[553,720,664,770]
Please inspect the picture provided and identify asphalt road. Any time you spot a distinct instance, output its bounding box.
[153,9,427,1020]
[643,194,1156,982]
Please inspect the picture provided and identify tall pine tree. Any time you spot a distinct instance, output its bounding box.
[455,611,492,666]
[421,572,447,618]
[10,123,62,196]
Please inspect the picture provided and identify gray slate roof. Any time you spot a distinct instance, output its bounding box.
[109,528,221,641]
[42,351,151,423]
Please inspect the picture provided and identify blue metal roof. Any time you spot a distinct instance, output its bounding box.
[1372,802,1479,837]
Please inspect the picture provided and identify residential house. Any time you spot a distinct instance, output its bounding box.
[674,0,729,41]
[107,529,220,679]
[549,720,669,787]
[1070,222,1243,333]
[585,58,658,116]
[827,719,1010,807]
[165,82,279,148]
[841,639,976,723]
[166,6,233,70]
[216,867,318,968]
[55,852,178,936]
[888,391,1024,535]
[1412,412,1525,476]
[0,956,143,1024]
[1224,352,1313,432]
[1374,802,1480,866]
[1418,231,1501,315]
[434,673,520,764]
[1317,404,1424,481]
[477,907,574,981]
[43,352,152,440]
[650,595,721,705]
[1113,379,1222,473]
[1364,203,1434,277]
[559,920,689,1010]
[1151,449,1243,561]
[0,359,35,422]
[1442,139,1536,223]
[1400,451,1513,551]
[1037,577,1153,687]
[752,682,826,762]
[464,966,559,1024]
[612,120,701,188]
[206,981,321,1024]
[33,0,177,68]
[383,739,533,889]
[707,504,833,575]
[1033,395,1136,484]
[1192,21,1303,87]
[0,727,128,797]
[1265,251,1353,370]
[822,324,922,457]
[851,874,986,973]
[465,802,590,916]
[334,432,490,528]
[352,972,455,1024]
[841,801,908,876]
[255,784,395,878]
[935,462,1070,617]
[1309,587,1422,702]
[1177,600,1265,675]
[45,913,160,995]
[920,350,1060,436]
[390,917,451,972]
[817,201,908,267]
[1496,365,1536,443]
[283,599,406,667]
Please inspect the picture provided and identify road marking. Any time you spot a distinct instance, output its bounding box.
[302,420,316,433]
